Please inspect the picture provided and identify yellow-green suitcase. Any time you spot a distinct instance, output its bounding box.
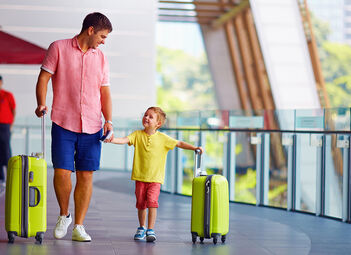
[191,150,229,244]
[5,114,47,244]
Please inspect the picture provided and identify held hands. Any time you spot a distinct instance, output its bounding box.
[103,122,114,143]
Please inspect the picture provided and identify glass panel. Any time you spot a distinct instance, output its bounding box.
[295,109,325,131]
[296,134,318,213]
[324,134,343,218]
[268,133,288,208]
[234,132,256,204]
[229,109,265,129]
[324,108,350,131]
[272,109,295,131]
[162,130,178,193]
[27,126,52,166]
[11,126,27,156]
[176,111,200,128]
[180,130,199,196]
[200,110,227,129]
[101,129,130,171]
[202,131,226,175]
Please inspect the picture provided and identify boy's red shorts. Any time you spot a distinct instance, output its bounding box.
[135,181,161,210]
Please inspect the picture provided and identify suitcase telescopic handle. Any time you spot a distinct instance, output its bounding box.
[194,149,206,177]
[41,110,46,159]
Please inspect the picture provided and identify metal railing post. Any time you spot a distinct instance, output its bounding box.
[25,126,30,155]
[254,132,269,206]
[175,131,183,194]
[315,134,325,216]
[227,131,236,201]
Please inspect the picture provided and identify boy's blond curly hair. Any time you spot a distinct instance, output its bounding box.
[147,106,166,128]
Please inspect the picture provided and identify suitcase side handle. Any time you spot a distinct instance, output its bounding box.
[194,149,207,177]
[29,186,41,207]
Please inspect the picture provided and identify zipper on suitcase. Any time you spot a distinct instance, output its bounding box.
[204,175,213,238]
[21,156,29,238]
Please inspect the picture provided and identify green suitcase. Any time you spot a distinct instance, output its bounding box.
[5,114,47,244]
[191,150,229,244]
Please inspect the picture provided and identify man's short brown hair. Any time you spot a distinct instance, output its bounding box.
[147,107,166,128]
[81,12,113,33]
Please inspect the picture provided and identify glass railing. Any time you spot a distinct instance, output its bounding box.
[10,108,351,223]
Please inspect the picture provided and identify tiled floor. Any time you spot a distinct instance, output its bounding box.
[1,169,351,255]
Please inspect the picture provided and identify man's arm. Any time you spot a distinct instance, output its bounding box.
[10,108,16,130]
[10,93,16,129]
[101,86,113,141]
[35,69,52,117]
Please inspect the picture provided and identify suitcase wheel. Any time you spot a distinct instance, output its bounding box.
[213,236,218,245]
[35,232,44,244]
[8,232,16,243]
[221,235,226,243]
[191,233,197,244]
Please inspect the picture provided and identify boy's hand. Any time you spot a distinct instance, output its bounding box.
[195,147,204,154]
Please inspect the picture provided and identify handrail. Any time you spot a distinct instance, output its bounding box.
[161,127,351,134]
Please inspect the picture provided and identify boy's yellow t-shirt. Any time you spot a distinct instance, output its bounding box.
[127,130,178,184]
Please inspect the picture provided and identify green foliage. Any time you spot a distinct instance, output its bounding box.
[204,132,224,167]
[311,12,351,107]
[268,183,287,207]
[158,46,286,205]
[310,12,330,48]
[235,169,257,204]
[156,46,217,112]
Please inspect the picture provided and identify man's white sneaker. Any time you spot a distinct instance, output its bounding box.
[54,214,72,239]
[72,225,92,242]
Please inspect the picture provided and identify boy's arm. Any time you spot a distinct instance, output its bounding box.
[109,136,130,145]
[176,141,203,154]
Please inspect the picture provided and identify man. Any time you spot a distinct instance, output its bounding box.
[35,12,114,242]
[0,75,16,186]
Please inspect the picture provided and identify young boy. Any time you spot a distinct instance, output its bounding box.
[107,106,203,242]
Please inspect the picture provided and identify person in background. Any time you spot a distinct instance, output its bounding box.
[0,75,16,187]
[107,106,203,242]
[35,12,113,242]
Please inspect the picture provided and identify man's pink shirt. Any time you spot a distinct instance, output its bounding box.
[41,36,110,134]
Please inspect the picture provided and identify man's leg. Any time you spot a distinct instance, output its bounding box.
[53,168,73,239]
[71,170,93,242]
[53,168,72,216]
[0,124,10,184]
[74,170,93,225]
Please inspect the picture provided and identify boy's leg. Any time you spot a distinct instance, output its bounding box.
[138,209,147,227]
[145,183,161,242]
[134,181,147,240]
[135,181,147,227]
[147,208,157,230]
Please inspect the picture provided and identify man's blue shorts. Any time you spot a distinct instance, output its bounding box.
[51,122,102,171]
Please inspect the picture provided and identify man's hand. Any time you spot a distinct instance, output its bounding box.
[35,105,48,117]
[103,122,114,142]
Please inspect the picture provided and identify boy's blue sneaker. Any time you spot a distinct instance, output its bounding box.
[134,227,146,240]
[146,229,156,242]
